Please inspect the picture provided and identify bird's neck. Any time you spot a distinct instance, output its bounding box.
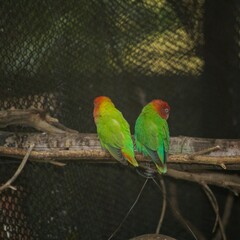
[94,102,114,121]
[143,104,159,116]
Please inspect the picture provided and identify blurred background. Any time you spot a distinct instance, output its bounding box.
[0,0,239,239]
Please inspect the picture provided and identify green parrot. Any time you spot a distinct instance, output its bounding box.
[93,96,139,167]
[134,99,170,174]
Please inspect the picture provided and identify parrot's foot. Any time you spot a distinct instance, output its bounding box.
[136,166,158,178]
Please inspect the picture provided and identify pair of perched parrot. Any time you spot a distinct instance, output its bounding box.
[93,96,170,174]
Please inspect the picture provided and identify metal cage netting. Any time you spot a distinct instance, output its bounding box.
[0,0,240,239]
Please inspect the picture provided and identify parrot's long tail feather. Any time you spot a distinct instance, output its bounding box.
[144,147,167,174]
[156,163,167,174]
[121,151,139,167]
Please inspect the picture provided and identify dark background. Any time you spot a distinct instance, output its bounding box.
[0,0,239,239]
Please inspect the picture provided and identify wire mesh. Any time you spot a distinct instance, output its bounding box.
[0,0,239,239]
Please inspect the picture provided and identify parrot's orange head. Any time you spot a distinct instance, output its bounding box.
[94,96,112,106]
[93,96,113,120]
[152,99,170,120]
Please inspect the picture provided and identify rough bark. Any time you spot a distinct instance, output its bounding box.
[0,132,240,170]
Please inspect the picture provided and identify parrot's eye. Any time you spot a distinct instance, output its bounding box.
[165,108,169,113]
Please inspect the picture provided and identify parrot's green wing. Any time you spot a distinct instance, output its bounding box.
[97,111,128,147]
[97,109,138,167]
[162,121,170,153]
[98,114,126,165]
[135,113,169,173]
[107,146,127,165]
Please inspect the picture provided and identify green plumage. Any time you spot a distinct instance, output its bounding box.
[94,99,138,167]
[134,103,170,174]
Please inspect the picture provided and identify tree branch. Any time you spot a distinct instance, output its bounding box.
[168,181,206,240]
[201,184,226,240]
[0,109,78,133]
[0,133,239,165]
[213,192,234,240]
[0,144,34,192]
[155,178,167,234]
[167,169,240,194]
[0,109,240,169]
[0,133,239,192]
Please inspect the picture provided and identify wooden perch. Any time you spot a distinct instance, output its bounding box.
[0,109,239,193]
[0,109,239,169]
[0,132,239,192]
[0,109,78,134]
[0,132,240,168]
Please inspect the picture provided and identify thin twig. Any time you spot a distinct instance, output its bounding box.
[49,160,66,167]
[108,178,148,240]
[0,144,34,192]
[190,146,221,158]
[201,184,227,240]
[213,192,234,240]
[156,177,167,234]
[202,184,219,233]
[167,169,240,194]
[180,136,187,153]
[152,178,198,240]
[168,181,206,240]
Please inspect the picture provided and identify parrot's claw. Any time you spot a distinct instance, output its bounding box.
[136,166,157,178]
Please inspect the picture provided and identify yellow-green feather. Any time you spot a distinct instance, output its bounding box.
[96,102,138,167]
